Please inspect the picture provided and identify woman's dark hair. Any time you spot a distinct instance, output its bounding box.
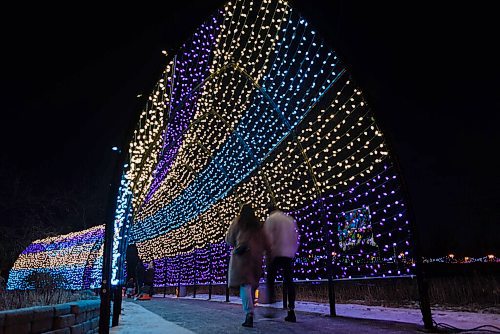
[266,201,277,214]
[238,202,260,230]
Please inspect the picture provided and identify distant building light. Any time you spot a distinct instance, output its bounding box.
[448,254,454,259]
[112,147,119,151]
[487,254,495,259]
[162,50,168,56]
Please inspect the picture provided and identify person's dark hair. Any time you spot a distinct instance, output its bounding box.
[266,201,277,214]
[238,202,260,230]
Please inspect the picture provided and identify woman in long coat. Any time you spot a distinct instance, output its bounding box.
[225,202,268,328]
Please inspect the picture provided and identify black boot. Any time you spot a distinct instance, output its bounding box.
[242,313,253,327]
[285,310,296,322]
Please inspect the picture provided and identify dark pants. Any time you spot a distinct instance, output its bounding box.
[266,256,295,310]
[143,282,153,295]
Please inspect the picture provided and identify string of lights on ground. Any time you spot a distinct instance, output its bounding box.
[7,225,104,290]
[112,0,416,287]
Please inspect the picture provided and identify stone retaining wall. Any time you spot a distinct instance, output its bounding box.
[0,299,100,334]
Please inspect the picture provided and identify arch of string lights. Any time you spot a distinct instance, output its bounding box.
[112,0,415,287]
[7,225,104,290]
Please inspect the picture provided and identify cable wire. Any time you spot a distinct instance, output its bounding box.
[433,320,500,333]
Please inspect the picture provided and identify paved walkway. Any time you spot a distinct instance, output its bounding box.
[116,299,423,333]
[110,300,195,334]
[110,295,500,333]
[160,293,500,330]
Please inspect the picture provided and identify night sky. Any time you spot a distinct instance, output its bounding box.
[0,1,498,260]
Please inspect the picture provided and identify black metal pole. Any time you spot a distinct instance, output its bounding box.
[99,149,123,334]
[327,275,336,316]
[112,286,122,327]
[97,89,147,334]
[177,255,181,297]
[193,250,197,298]
[364,101,433,329]
[324,214,337,317]
[208,244,213,300]
[395,168,433,329]
[163,257,168,298]
[99,222,112,333]
[225,247,230,302]
[316,181,337,316]
[317,186,337,317]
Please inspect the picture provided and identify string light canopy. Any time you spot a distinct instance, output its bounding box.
[7,225,104,290]
[4,0,420,293]
[106,0,417,288]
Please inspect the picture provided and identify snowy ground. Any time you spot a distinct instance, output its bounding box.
[111,300,196,334]
[153,293,500,331]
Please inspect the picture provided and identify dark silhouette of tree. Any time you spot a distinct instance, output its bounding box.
[0,164,106,277]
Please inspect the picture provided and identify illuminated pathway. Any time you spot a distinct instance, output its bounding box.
[122,298,423,334]
[112,297,499,334]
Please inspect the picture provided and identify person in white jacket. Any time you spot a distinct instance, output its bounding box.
[263,202,299,322]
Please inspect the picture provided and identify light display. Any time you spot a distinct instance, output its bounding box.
[9,0,417,291]
[338,207,376,252]
[108,0,417,288]
[111,170,133,285]
[7,225,104,290]
[423,255,499,264]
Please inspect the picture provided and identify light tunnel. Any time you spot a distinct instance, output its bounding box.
[111,0,416,288]
[7,225,104,290]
